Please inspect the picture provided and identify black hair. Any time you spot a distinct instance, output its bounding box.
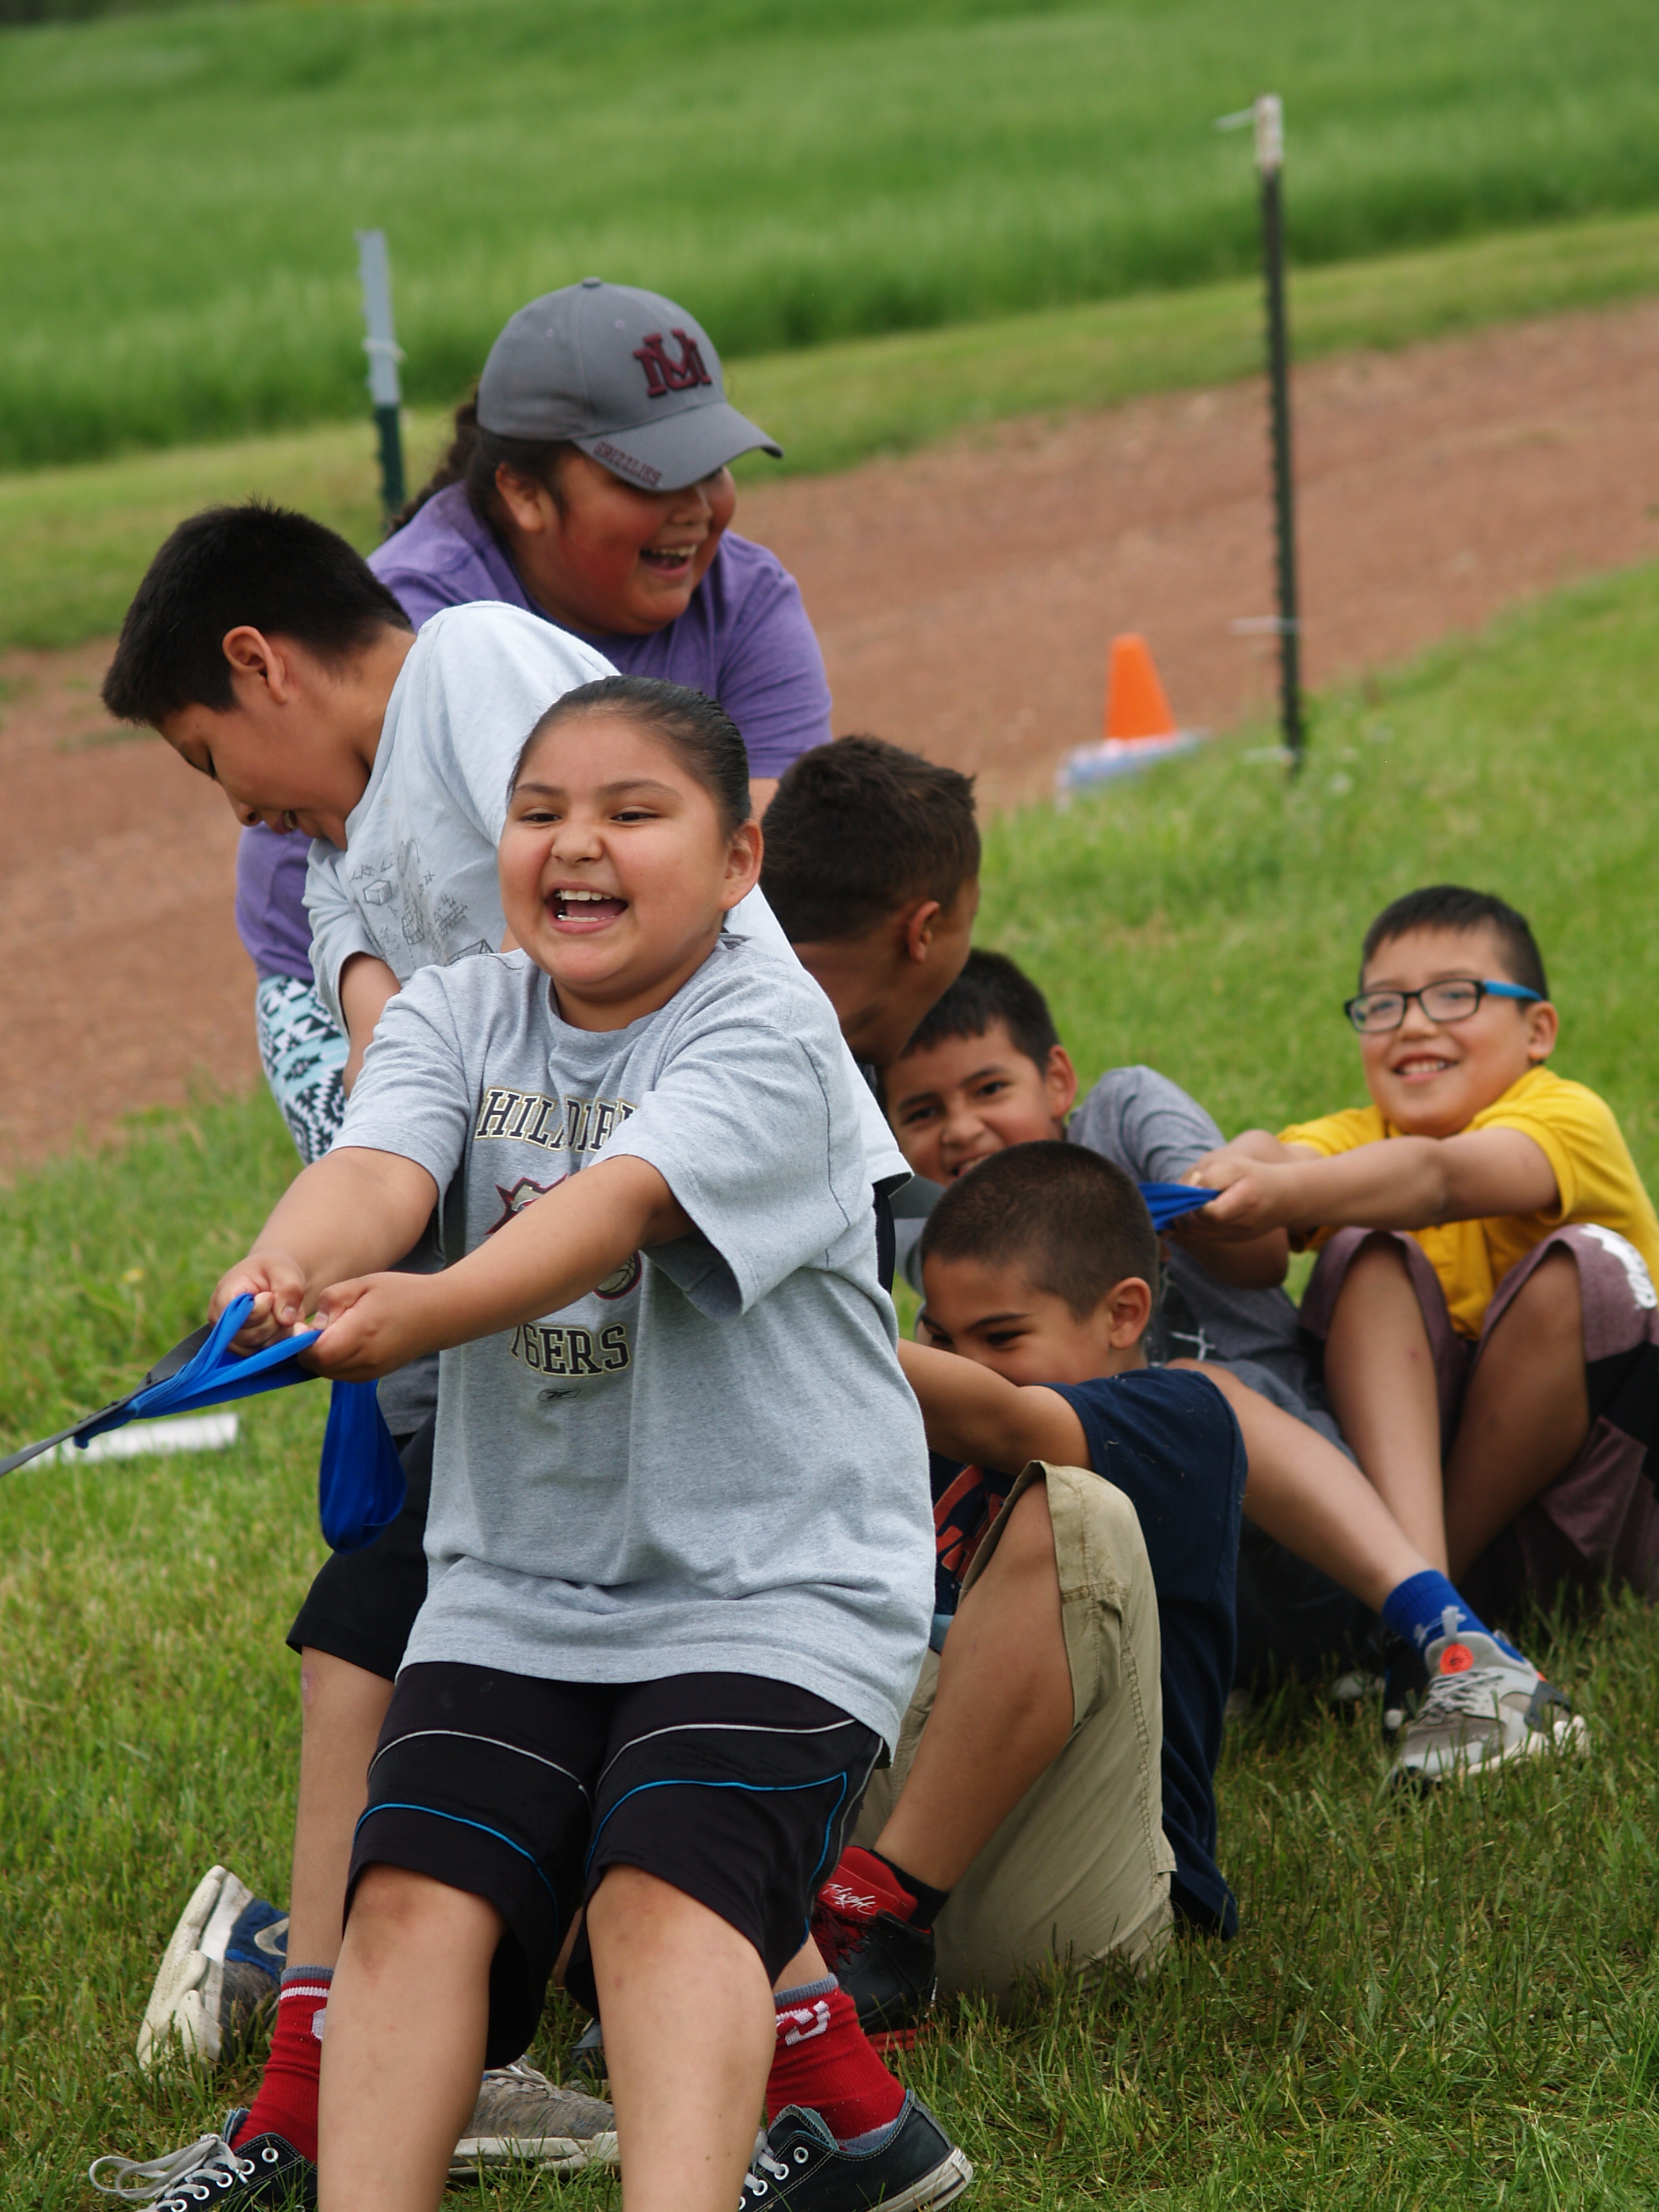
[390,389,576,536]
[512,674,752,836]
[898,948,1060,1069]
[101,501,412,728]
[760,735,979,945]
[920,1141,1160,1321]
[1361,884,1549,1000]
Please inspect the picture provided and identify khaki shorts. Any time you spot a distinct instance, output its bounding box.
[855,1460,1174,2007]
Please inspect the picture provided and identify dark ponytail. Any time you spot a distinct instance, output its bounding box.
[388,388,576,537]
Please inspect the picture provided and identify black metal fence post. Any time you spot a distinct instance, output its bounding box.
[1255,96,1304,770]
[355,228,405,526]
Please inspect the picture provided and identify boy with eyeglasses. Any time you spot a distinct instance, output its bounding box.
[1184,884,1659,1773]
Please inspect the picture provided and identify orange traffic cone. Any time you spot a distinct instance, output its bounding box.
[1105,633,1176,741]
[1057,632,1203,800]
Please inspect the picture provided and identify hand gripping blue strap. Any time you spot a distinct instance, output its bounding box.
[1139,1181,1220,1230]
[0,1294,405,1551]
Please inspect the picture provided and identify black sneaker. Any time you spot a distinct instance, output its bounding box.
[741,2098,972,2211]
[828,1914,938,2050]
[89,2114,315,2210]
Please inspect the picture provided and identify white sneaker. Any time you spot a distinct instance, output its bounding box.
[137,1866,287,2069]
[1391,1611,1589,1788]
[449,2060,620,2175]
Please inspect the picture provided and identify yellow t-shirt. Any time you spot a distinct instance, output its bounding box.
[1278,1065,1659,1339]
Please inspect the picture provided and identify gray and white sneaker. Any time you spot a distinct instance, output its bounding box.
[449,2059,620,2176]
[1391,1612,1589,1788]
[138,1866,288,2069]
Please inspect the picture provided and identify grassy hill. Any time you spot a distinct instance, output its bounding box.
[3,0,1659,468]
[5,560,1659,2202]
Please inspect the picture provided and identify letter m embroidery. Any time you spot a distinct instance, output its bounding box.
[633,330,714,398]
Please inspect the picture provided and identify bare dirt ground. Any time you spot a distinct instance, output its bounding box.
[4,299,1658,1171]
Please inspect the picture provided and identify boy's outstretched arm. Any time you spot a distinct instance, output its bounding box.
[304,1155,691,1382]
[1181,1126,1558,1242]
[897,1339,1089,1473]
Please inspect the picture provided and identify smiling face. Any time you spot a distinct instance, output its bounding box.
[1357,923,1557,1136]
[918,1249,1148,1385]
[495,451,738,636]
[497,707,761,1031]
[885,1019,1077,1182]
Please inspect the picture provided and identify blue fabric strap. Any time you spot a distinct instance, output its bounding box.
[0,1293,405,1551]
[1139,1181,1219,1229]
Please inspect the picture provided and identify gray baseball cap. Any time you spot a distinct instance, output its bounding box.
[477,278,783,493]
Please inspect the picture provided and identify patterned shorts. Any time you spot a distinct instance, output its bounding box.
[254,974,349,1166]
[1301,1223,1659,1618]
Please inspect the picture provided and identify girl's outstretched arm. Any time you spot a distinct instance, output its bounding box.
[213,1145,441,1348]
[305,1153,691,1382]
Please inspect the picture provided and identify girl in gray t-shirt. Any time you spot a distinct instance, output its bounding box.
[211,677,932,2212]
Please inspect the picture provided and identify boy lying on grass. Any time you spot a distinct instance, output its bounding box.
[1183,882,1659,1758]
[195,680,964,2212]
[878,950,1563,1785]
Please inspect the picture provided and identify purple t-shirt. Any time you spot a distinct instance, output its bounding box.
[236,483,834,983]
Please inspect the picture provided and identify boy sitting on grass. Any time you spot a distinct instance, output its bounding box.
[807,1140,1244,2037]
[1185,884,1659,1769]
[879,949,1557,1784]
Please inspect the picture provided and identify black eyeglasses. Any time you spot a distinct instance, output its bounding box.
[1343,979,1541,1034]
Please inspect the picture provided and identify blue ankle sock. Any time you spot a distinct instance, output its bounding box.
[1381,1569,1525,1666]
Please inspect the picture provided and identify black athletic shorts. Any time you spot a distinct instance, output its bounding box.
[287,1415,434,1679]
[348,1664,882,2066]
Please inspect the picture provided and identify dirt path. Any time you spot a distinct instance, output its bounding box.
[4,298,1658,1170]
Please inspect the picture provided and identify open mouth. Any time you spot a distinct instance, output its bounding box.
[638,544,698,575]
[1393,1053,1457,1079]
[548,887,628,930]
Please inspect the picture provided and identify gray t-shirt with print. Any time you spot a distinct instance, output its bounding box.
[1067,1065,1316,1396]
[336,933,934,1747]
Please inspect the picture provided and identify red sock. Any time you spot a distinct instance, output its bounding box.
[766,1981,905,2141]
[230,1971,331,2161]
[812,1845,921,1972]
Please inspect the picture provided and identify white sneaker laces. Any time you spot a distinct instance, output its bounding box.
[739,2148,792,2200]
[89,2135,251,2207]
[1415,1665,1520,1724]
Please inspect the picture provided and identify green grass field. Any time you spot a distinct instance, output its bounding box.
[5,205,1659,657]
[3,0,1659,470]
[7,561,1659,2204]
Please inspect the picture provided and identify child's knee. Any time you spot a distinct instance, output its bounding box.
[1340,1230,1414,1294]
[989,1476,1057,1583]
[348,1862,499,1955]
[1515,1243,1580,1309]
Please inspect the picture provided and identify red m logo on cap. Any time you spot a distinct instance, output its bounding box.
[633,330,714,398]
